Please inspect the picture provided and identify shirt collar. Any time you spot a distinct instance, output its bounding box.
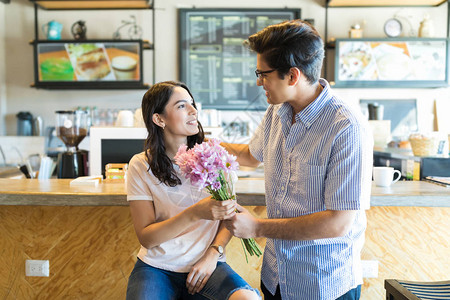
[276,78,332,128]
[299,78,332,128]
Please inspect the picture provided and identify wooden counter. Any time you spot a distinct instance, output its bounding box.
[0,178,449,207]
[1,178,449,299]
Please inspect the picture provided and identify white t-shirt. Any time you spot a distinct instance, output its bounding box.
[126,152,224,272]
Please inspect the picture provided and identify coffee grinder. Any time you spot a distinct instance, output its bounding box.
[55,110,89,178]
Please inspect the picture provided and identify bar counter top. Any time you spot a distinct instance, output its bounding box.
[0,178,449,207]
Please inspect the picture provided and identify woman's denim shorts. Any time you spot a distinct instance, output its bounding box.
[126,258,260,300]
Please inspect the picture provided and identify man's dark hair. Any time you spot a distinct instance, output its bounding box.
[245,19,324,84]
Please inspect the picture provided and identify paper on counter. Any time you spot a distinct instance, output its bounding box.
[70,176,103,187]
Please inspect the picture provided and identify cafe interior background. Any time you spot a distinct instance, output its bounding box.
[1,0,450,152]
[0,0,450,299]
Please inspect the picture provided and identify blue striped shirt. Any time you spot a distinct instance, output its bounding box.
[249,79,373,300]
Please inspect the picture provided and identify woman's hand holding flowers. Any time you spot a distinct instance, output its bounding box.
[191,196,237,221]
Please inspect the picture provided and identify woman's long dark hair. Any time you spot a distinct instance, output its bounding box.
[141,81,204,186]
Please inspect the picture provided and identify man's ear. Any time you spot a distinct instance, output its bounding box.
[152,113,165,129]
[289,67,301,86]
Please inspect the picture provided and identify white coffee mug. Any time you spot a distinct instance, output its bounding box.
[115,110,134,127]
[373,166,401,187]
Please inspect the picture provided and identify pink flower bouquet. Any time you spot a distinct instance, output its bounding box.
[174,139,262,261]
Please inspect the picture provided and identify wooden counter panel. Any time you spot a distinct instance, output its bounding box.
[1,205,449,299]
[361,206,450,299]
[0,206,138,299]
[0,205,266,299]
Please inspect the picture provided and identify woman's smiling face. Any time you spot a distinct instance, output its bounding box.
[160,86,199,138]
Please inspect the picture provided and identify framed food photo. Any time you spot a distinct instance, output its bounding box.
[32,40,148,89]
[334,38,449,88]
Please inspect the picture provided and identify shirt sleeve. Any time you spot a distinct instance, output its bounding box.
[324,123,373,210]
[249,108,270,163]
[126,154,154,201]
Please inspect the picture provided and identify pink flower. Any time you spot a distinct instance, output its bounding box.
[174,139,238,191]
[211,181,222,191]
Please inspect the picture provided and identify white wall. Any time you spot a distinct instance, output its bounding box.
[0,1,6,135]
[2,0,449,136]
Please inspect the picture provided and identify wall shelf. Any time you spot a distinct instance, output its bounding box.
[29,0,155,89]
[30,0,152,10]
[29,39,153,50]
[31,83,150,89]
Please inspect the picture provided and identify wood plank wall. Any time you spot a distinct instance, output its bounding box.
[1,205,449,299]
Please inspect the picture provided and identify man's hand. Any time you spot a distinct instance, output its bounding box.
[224,204,259,238]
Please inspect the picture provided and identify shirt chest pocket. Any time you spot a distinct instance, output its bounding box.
[291,161,327,206]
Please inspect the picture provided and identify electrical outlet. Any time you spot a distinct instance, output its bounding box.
[26,260,49,277]
[361,260,378,278]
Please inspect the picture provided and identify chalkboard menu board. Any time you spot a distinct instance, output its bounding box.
[179,8,301,110]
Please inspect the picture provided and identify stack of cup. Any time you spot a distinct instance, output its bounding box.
[115,110,134,127]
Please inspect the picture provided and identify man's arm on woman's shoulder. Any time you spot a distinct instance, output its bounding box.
[221,142,260,168]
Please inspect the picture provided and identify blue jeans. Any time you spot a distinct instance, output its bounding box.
[335,285,361,300]
[261,282,361,300]
[126,258,260,300]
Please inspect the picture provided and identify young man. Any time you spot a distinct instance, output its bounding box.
[223,20,373,300]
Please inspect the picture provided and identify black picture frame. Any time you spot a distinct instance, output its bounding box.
[334,38,449,88]
[178,8,301,110]
[32,39,148,90]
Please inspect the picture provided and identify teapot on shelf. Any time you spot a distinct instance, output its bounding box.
[42,20,63,40]
[71,20,87,40]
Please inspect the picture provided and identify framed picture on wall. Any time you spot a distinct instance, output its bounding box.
[334,38,449,88]
[32,40,148,89]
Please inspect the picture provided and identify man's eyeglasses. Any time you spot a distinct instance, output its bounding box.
[255,69,277,79]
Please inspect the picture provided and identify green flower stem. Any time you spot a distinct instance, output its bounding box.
[240,239,249,263]
[208,173,262,262]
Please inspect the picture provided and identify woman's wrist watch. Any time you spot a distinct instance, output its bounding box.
[209,244,224,258]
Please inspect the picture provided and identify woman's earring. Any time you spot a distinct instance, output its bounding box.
[161,124,165,130]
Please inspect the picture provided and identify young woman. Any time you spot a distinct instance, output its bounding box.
[126,81,260,300]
